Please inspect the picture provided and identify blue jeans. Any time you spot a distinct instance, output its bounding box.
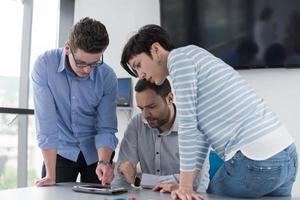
[207,144,298,198]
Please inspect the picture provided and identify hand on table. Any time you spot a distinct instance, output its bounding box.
[35,176,55,187]
[152,182,179,193]
[171,185,206,200]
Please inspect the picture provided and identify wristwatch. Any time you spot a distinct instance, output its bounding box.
[97,160,112,167]
[134,175,141,187]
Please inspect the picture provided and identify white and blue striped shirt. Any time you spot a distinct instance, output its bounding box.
[167,45,282,172]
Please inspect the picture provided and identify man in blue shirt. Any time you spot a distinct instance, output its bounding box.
[32,17,118,186]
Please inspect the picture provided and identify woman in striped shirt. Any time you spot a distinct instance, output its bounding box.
[120,24,298,200]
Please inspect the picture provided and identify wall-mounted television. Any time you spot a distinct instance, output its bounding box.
[160,0,300,69]
[117,78,132,107]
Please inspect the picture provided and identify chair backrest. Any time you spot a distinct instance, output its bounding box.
[209,151,223,180]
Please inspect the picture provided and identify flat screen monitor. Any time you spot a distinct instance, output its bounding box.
[160,0,300,69]
[117,78,132,107]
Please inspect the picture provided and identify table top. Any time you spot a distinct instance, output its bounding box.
[0,183,168,200]
[0,183,298,200]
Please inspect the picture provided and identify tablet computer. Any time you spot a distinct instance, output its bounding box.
[72,184,128,195]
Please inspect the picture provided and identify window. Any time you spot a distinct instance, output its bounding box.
[27,0,60,187]
[0,0,60,189]
[0,0,24,190]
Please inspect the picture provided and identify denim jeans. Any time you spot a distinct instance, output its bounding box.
[207,144,298,198]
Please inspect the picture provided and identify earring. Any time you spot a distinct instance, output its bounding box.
[157,60,163,66]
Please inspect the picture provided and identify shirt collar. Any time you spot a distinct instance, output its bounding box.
[57,49,66,73]
[57,50,95,81]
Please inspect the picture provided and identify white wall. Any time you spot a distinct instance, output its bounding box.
[239,69,300,196]
[74,1,300,196]
[74,0,160,78]
[74,0,160,157]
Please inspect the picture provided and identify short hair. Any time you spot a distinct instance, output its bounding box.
[69,17,109,53]
[121,24,175,77]
[259,7,273,21]
[135,79,171,99]
[264,43,286,67]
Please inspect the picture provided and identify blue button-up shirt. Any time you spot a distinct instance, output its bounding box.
[32,48,118,165]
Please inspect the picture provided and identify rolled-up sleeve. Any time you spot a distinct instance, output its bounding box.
[31,55,58,149]
[112,116,139,187]
[116,116,139,166]
[94,69,118,150]
[169,51,210,172]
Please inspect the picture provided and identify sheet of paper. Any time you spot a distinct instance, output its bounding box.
[140,173,179,189]
[140,173,159,189]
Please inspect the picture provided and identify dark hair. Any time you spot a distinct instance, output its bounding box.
[69,17,109,53]
[121,24,175,77]
[259,7,273,21]
[237,39,258,56]
[264,43,287,67]
[284,11,300,54]
[135,79,171,99]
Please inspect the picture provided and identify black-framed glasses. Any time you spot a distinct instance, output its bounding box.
[70,48,103,69]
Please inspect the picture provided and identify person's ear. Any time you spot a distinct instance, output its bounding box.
[166,92,174,105]
[150,42,161,58]
[64,42,71,55]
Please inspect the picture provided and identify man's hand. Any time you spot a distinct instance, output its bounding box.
[118,160,136,184]
[153,183,178,193]
[96,163,114,185]
[35,175,55,187]
[171,185,206,200]
[36,149,57,187]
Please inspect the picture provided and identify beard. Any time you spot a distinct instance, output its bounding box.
[146,106,170,129]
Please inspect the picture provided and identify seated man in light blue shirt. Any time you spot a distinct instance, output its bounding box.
[112,79,209,193]
[32,17,118,186]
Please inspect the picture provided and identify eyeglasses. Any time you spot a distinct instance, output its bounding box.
[70,48,103,69]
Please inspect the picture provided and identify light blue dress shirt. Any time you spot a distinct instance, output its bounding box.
[32,48,118,165]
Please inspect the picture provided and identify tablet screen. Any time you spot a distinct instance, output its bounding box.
[72,184,128,195]
[78,185,110,189]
